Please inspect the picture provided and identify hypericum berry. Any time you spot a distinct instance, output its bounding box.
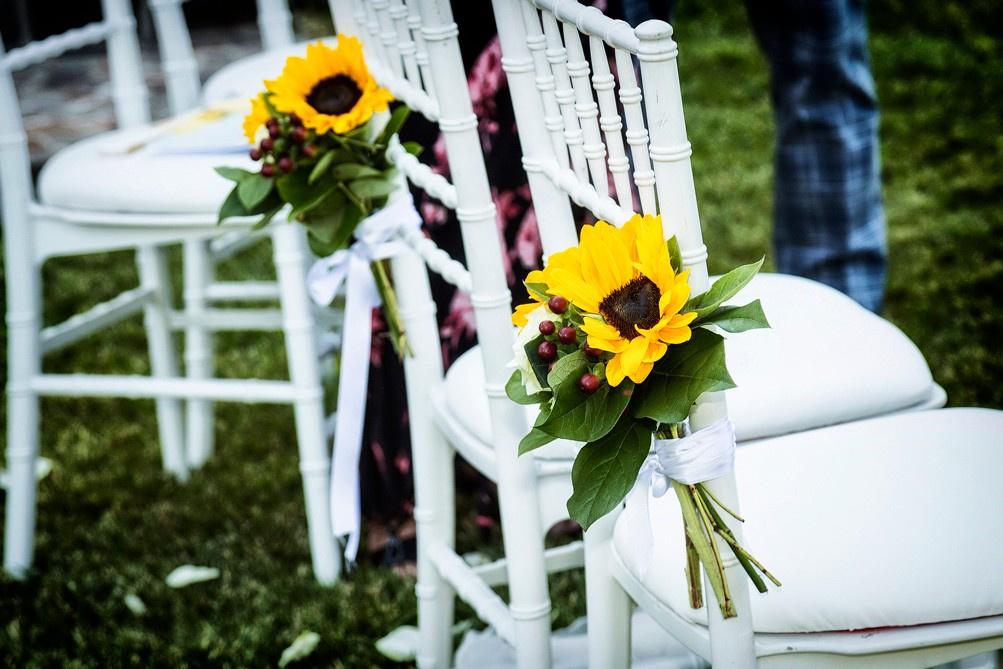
[578,373,600,394]
[261,163,276,178]
[537,341,558,362]
[302,144,318,158]
[278,155,295,173]
[265,117,279,131]
[268,125,282,139]
[260,137,274,152]
[583,344,604,359]
[291,126,307,144]
[558,325,577,345]
[538,320,556,336]
[249,147,263,161]
[289,113,303,127]
[548,296,568,314]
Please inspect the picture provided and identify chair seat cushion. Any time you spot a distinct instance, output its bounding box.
[37,115,254,214]
[442,273,942,455]
[612,407,1003,633]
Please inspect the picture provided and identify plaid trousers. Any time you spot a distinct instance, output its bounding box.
[624,0,887,312]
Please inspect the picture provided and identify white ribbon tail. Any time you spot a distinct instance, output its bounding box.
[318,193,424,565]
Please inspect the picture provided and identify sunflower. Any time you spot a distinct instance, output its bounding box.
[265,37,393,135]
[511,269,551,326]
[545,214,696,387]
[243,93,270,144]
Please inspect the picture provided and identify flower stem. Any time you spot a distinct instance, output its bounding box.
[696,482,745,522]
[370,260,412,359]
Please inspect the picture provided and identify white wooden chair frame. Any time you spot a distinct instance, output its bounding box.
[1,0,340,584]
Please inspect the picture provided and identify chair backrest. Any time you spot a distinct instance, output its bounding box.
[492,0,758,658]
[146,0,297,115]
[0,0,149,231]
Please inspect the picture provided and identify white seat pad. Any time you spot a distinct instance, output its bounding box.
[37,119,255,214]
[443,273,941,453]
[613,408,1003,633]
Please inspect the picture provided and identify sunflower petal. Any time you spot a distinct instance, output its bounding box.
[626,361,654,384]
[605,355,626,387]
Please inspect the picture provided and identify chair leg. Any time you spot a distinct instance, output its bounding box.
[136,246,187,480]
[3,382,40,578]
[271,224,341,585]
[490,408,553,669]
[3,259,41,577]
[391,249,455,668]
[585,510,631,669]
[183,239,215,469]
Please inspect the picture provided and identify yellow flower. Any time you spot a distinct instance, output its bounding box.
[265,37,393,135]
[243,93,270,144]
[546,214,696,387]
[511,269,550,326]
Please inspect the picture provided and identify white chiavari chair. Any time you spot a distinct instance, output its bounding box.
[145,0,317,472]
[479,4,1003,667]
[1,0,340,584]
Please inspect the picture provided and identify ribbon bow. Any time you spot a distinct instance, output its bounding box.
[307,192,423,564]
[625,418,737,578]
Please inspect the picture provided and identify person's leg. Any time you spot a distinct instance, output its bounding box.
[746,0,886,312]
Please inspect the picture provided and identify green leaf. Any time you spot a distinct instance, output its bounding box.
[696,299,770,333]
[349,177,397,200]
[402,140,423,157]
[252,204,283,231]
[567,419,651,530]
[631,329,735,424]
[686,257,764,318]
[215,166,256,184]
[666,235,683,274]
[276,170,313,209]
[505,370,548,405]
[376,104,411,146]
[525,282,550,302]
[261,93,279,117]
[546,350,588,393]
[304,191,347,244]
[523,336,550,389]
[308,150,337,185]
[238,173,275,210]
[537,375,633,442]
[217,186,248,224]
[518,428,556,456]
[330,163,383,181]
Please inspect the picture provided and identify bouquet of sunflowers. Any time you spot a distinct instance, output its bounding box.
[216,37,419,356]
[508,213,780,617]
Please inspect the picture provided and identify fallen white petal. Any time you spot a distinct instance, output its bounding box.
[278,631,321,667]
[165,565,220,588]
[124,593,147,615]
[375,625,419,662]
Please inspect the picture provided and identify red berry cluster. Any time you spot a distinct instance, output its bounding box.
[250,113,318,178]
[534,295,606,394]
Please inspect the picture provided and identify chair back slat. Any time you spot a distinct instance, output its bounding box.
[538,9,589,181]
[588,34,632,208]
[256,0,296,50]
[613,34,657,215]
[561,21,610,197]
[147,0,201,114]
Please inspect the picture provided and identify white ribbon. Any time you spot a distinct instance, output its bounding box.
[307,192,423,564]
[625,418,737,578]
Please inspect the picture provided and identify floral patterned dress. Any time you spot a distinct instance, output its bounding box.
[357,12,541,555]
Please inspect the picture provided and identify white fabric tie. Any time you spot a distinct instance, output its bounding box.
[625,418,737,577]
[307,192,423,564]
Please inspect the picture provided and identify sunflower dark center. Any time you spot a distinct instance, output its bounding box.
[599,276,661,338]
[306,74,362,115]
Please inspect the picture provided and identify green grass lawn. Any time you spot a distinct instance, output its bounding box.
[1,7,1001,668]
